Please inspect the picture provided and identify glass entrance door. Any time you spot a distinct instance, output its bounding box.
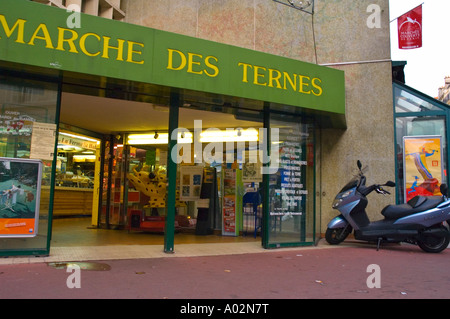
[99,136,127,229]
[264,115,316,248]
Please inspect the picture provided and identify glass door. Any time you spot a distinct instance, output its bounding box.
[264,114,316,248]
[99,135,127,229]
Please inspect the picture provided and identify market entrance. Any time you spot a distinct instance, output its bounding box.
[53,87,268,247]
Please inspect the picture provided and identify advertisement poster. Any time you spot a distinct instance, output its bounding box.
[403,136,443,202]
[242,150,262,183]
[179,165,203,201]
[0,158,42,238]
[222,168,242,236]
[30,122,57,161]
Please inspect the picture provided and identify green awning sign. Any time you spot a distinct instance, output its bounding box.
[0,0,345,115]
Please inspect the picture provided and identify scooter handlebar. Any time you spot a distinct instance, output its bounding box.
[375,187,390,195]
[360,182,395,196]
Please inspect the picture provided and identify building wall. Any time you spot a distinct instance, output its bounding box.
[121,0,395,232]
[438,77,450,105]
[32,0,126,20]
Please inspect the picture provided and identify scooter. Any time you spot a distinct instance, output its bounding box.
[326,160,450,253]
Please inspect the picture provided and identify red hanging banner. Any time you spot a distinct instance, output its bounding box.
[398,4,423,50]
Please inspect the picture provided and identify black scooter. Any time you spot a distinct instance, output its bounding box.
[326,161,450,253]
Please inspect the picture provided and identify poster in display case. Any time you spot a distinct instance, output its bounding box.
[403,135,444,202]
[0,157,42,238]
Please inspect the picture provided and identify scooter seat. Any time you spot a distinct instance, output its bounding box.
[381,196,444,220]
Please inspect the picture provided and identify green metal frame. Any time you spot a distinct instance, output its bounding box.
[45,78,63,253]
[262,107,317,249]
[262,104,271,248]
[164,90,180,253]
[393,81,450,203]
[0,69,61,257]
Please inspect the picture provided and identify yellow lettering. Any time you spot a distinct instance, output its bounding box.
[102,36,125,61]
[79,33,101,56]
[28,23,54,49]
[167,49,186,71]
[253,65,267,86]
[238,62,252,83]
[204,56,219,77]
[311,77,323,96]
[126,41,144,64]
[187,52,203,75]
[0,15,26,44]
[56,27,79,53]
[298,75,311,94]
[268,68,282,89]
[238,62,324,98]
[283,72,297,91]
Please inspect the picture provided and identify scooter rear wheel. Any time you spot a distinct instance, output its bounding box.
[417,226,450,253]
[325,226,352,245]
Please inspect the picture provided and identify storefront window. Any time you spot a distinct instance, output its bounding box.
[53,130,101,219]
[125,143,168,231]
[266,115,316,247]
[394,86,443,113]
[394,82,449,204]
[0,72,59,255]
[169,106,265,239]
[56,131,100,189]
[100,108,170,230]
[100,137,127,228]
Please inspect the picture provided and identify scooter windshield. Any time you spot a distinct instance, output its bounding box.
[339,177,359,193]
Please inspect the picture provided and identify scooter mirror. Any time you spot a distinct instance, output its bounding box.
[357,160,362,170]
[385,181,396,187]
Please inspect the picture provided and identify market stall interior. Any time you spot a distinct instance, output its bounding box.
[53,88,267,246]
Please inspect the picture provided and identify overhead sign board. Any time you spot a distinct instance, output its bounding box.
[0,0,345,115]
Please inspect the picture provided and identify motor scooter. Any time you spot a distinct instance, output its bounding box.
[326,160,450,253]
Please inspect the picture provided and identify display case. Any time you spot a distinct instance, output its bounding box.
[54,130,100,217]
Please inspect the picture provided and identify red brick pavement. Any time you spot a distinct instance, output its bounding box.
[0,243,449,301]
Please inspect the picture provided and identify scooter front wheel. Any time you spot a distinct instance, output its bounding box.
[325,226,352,245]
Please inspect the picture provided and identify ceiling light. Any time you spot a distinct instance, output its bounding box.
[59,132,100,143]
[200,129,259,143]
[127,132,193,145]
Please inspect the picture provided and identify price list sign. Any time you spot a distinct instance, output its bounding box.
[270,126,308,220]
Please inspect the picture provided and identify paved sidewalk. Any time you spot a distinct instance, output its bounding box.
[0,240,449,299]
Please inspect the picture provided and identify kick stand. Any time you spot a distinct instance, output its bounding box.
[376,238,382,251]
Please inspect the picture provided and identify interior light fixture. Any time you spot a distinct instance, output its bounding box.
[127,129,258,145]
[73,155,97,161]
[127,132,193,145]
[57,144,83,152]
[59,132,100,143]
[200,129,259,143]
